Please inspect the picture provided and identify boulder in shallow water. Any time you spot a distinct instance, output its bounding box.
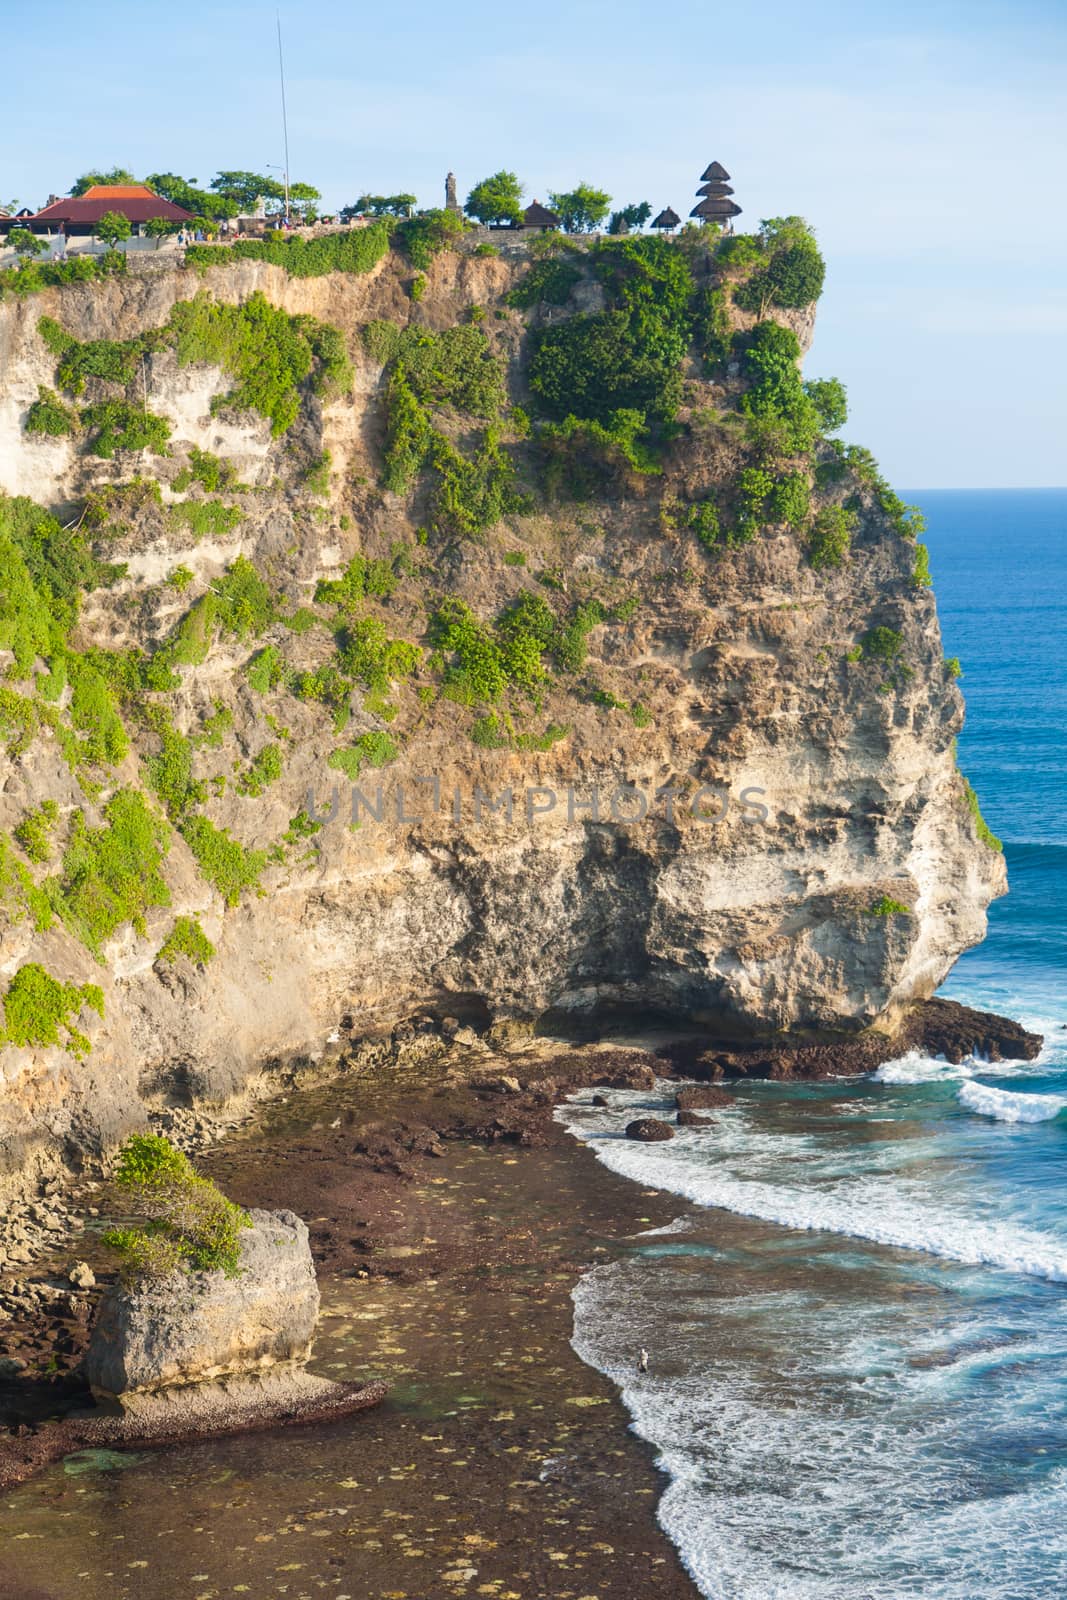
[675,1084,735,1111]
[677,1109,715,1127]
[625,1118,675,1143]
[85,1208,319,1405]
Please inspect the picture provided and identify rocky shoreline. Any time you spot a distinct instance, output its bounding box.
[0,996,1041,1492]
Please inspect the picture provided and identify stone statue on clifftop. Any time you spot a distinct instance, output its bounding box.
[445,172,460,213]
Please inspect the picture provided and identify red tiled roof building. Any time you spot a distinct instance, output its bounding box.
[3,184,193,235]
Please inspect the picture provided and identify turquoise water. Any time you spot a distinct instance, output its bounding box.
[562,490,1067,1599]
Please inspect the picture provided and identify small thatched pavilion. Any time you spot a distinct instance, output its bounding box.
[690,161,741,226]
[651,206,680,233]
[520,200,562,231]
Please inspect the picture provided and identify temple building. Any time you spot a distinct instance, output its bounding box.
[690,161,742,226]
[651,206,681,233]
[1,184,193,237]
[519,200,562,231]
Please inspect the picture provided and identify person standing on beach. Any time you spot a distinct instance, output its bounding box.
[638,1348,649,1373]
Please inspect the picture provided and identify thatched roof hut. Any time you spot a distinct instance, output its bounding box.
[651,206,681,232]
[521,200,562,230]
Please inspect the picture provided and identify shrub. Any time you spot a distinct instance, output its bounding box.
[804,377,848,433]
[432,426,526,535]
[944,656,963,680]
[102,1134,251,1282]
[181,815,268,906]
[507,257,583,309]
[431,598,508,702]
[303,450,331,496]
[167,564,195,591]
[0,831,53,931]
[214,555,275,638]
[739,322,820,454]
[808,505,856,570]
[768,471,811,529]
[174,445,243,494]
[686,500,721,549]
[1,964,104,1059]
[245,644,287,693]
[66,654,129,766]
[732,218,825,314]
[169,499,242,539]
[25,386,80,437]
[327,731,398,780]
[869,896,911,916]
[183,222,389,279]
[168,292,348,436]
[395,208,466,269]
[236,743,283,797]
[145,717,207,821]
[962,776,1002,852]
[337,615,421,691]
[80,400,172,459]
[382,370,435,491]
[912,543,933,588]
[861,626,903,661]
[51,788,171,958]
[157,915,215,966]
[14,800,59,864]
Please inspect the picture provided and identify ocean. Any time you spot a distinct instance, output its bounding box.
[560,489,1067,1599]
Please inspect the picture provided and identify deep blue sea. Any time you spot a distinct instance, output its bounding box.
[562,490,1067,1599]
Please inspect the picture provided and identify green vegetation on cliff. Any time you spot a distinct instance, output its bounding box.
[0,963,103,1058]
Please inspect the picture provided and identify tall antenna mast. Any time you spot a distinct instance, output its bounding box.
[277,11,291,224]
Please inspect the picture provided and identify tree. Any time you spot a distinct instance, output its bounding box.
[144,217,180,249]
[70,167,136,197]
[145,173,238,222]
[348,193,417,218]
[464,171,524,228]
[210,170,285,213]
[548,183,612,234]
[9,227,46,259]
[608,202,651,235]
[96,210,132,250]
[288,182,321,222]
[804,377,848,433]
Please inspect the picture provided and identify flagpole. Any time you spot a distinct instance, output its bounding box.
[277,12,291,224]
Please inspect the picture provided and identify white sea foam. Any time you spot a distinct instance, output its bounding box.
[873,1049,1050,1086]
[571,1253,1067,1599]
[958,1080,1067,1123]
[558,1091,1067,1283]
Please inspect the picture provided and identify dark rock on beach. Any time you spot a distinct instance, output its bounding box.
[626,1118,675,1143]
[677,1110,715,1127]
[675,1085,736,1111]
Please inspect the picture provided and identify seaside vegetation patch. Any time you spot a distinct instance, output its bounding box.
[102,1133,250,1282]
[0,963,104,1058]
[49,788,171,960]
[183,220,389,279]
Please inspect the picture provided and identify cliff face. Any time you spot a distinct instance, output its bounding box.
[0,236,1004,1183]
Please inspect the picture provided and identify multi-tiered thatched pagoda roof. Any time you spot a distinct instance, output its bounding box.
[690,161,741,225]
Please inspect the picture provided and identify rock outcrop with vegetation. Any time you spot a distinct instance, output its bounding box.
[0,218,1005,1189]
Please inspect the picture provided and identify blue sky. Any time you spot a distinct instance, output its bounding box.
[5,0,1065,487]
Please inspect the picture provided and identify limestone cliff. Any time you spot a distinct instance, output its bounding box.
[0,228,1005,1185]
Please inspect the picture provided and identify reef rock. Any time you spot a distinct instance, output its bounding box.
[625,1118,675,1143]
[85,1208,319,1408]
